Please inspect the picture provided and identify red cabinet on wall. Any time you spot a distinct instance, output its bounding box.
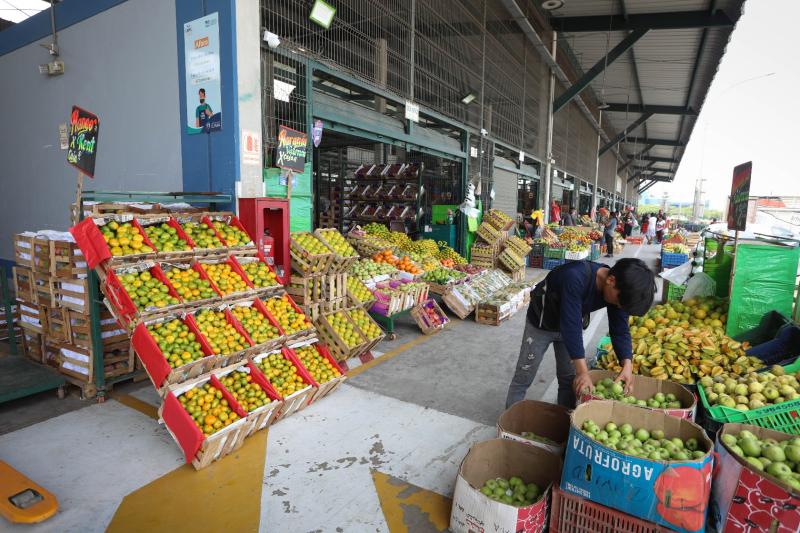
[239,198,290,284]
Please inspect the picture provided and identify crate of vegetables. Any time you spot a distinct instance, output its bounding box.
[204,213,255,252]
[196,256,254,300]
[346,275,376,309]
[131,314,220,393]
[103,262,184,328]
[159,374,250,470]
[233,251,282,298]
[290,341,347,403]
[410,298,449,335]
[498,248,526,272]
[290,232,334,275]
[251,348,316,420]
[476,221,502,245]
[214,361,283,436]
[314,228,359,273]
[262,293,316,346]
[314,310,369,362]
[137,216,196,262]
[227,299,286,354]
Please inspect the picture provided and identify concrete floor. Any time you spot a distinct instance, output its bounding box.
[0,241,663,531]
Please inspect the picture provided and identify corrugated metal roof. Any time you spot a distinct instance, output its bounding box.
[543,0,745,191]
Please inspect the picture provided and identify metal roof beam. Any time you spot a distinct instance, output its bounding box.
[551,10,734,32]
[624,138,684,147]
[602,104,698,115]
[627,161,655,182]
[599,112,653,156]
[638,180,658,194]
[553,29,648,113]
[639,156,679,163]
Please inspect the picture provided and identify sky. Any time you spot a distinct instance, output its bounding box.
[0,0,48,23]
[647,0,800,209]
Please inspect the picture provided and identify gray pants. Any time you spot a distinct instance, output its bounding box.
[505,320,577,409]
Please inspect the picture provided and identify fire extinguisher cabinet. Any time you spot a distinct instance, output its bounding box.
[238,198,290,284]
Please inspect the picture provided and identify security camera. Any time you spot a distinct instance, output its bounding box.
[263,31,280,49]
[480,128,488,137]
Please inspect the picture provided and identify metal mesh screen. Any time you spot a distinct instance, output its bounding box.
[261,51,309,158]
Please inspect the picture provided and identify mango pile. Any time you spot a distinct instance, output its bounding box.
[346,276,373,304]
[142,223,191,252]
[294,345,341,384]
[212,220,251,246]
[147,319,205,369]
[164,267,215,302]
[597,297,763,384]
[231,305,281,344]
[264,295,312,334]
[327,311,363,348]
[241,261,279,288]
[202,262,249,295]
[194,309,248,355]
[182,221,224,249]
[101,221,154,256]
[219,370,272,412]
[316,228,358,257]
[119,270,180,310]
[256,352,307,397]
[349,308,382,340]
[178,383,241,436]
[292,232,328,255]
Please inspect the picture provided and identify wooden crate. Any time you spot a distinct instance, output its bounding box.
[347,308,385,354]
[49,239,88,278]
[213,361,284,437]
[289,233,334,275]
[67,309,128,349]
[313,311,369,362]
[57,340,133,383]
[42,305,70,343]
[484,209,515,231]
[42,340,61,369]
[250,350,316,421]
[12,266,35,302]
[52,278,91,314]
[287,273,347,305]
[17,299,44,334]
[32,237,53,274]
[21,331,44,363]
[313,229,359,273]
[410,299,449,335]
[32,271,55,307]
[0,304,21,343]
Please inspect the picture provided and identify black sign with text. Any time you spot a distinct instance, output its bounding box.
[67,106,99,177]
[276,125,307,173]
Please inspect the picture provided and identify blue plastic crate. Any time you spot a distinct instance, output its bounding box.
[661,251,689,269]
[543,258,565,270]
[590,243,601,260]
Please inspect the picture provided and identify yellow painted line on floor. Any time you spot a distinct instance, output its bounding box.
[106,428,268,532]
[347,333,433,378]
[372,469,451,532]
[114,394,159,420]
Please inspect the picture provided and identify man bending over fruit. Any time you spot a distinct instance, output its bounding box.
[506,258,656,408]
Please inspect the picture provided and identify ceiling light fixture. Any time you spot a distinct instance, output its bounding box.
[461,92,476,105]
[541,0,565,11]
[309,0,336,29]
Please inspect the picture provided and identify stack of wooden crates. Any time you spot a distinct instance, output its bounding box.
[470,210,528,281]
[12,231,133,396]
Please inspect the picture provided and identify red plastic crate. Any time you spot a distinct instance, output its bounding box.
[550,487,671,533]
[69,217,159,269]
[251,347,316,420]
[214,360,284,435]
[286,342,347,402]
[203,214,254,248]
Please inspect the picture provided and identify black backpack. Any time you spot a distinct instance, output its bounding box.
[528,261,594,332]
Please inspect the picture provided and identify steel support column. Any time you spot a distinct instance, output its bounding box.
[542,31,557,220]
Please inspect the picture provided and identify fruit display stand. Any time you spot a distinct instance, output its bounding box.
[314,310,370,361]
[313,228,359,273]
[102,262,184,329]
[251,348,316,421]
[213,361,284,437]
[289,232,335,275]
[134,215,197,262]
[228,252,283,299]
[289,341,347,403]
[410,299,449,335]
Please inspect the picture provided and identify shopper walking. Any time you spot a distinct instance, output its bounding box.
[656,215,666,244]
[506,259,656,408]
[604,211,617,258]
[550,200,561,224]
[623,211,634,237]
[646,214,657,244]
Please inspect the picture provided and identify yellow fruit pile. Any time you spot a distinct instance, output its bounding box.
[316,228,358,257]
[264,295,312,334]
[202,262,249,295]
[183,221,224,249]
[212,220,251,246]
[294,345,341,384]
[178,383,241,436]
[347,276,373,304]
[147,319,205,369]
[101,221,154,257]
[293,232,329,255]
[120,270,180,310]
[327,311,363,348]
[256,352,307,397]
[164,267,216,302]
[142,223,190,252]
[220,370,272,412]
[349,308,382,340]
[241,261,279,288]
[231,305,281,344]
[194,309,248,355]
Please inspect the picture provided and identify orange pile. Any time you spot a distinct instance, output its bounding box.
[371,249,422,275]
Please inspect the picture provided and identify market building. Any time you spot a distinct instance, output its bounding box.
[5,1,800,533]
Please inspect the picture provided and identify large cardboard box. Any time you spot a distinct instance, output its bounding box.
[497,400,570,455]
[561,401,713,533]
[579,370,697,421]
[450,439,562,533]
[711,423,800,532]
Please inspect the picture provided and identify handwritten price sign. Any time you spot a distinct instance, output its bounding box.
[276,125,307,173]
[67,106,99,178]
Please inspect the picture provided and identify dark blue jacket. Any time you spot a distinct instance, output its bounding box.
[526,261,632,360]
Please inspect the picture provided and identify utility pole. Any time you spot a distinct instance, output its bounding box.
[692,177,706,222]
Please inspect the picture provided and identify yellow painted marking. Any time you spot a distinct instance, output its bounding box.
[347,334,433,378]
[114,394,158,420]
[106,428,268,532]
[372,469,451,532]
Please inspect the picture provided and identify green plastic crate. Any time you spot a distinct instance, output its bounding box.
[544,246,565,259]
[697,358,800,435]
[665,282,687,302]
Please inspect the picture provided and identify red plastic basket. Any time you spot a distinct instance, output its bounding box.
[550,487,671,533]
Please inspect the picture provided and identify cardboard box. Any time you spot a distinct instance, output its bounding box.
[579,370,697,421]
[561,401,714,533]
[497,400,570,455]
[711,423,800,532]
[450,439,562,533]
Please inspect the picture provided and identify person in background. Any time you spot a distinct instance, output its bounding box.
[647,213,657,244]
[604,211,618,258]
[640,213,649,235]
[550,200,562,224]
[570,207,578,225]
[656,215,667,244]
[506,258,656,408]
[561,207,576,227]
[623,211,634,237]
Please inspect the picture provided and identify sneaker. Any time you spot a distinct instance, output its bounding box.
[604,254,612,258]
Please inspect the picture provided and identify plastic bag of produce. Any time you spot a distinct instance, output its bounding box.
[659,260,692,285]
[683,272,716,301]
